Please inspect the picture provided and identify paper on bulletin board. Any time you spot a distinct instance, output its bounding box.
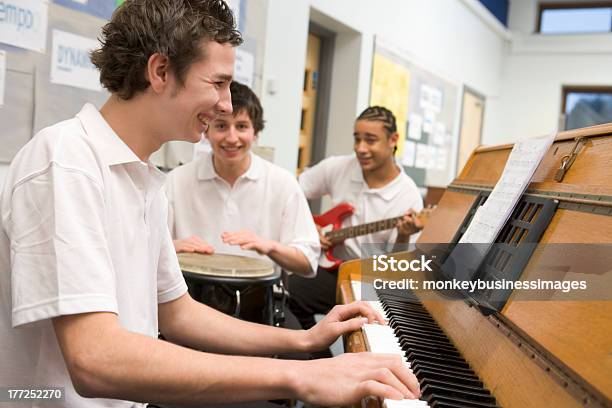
[415,143,428,169]
[422,109,435,134]
[402,140,416,167]
[50,29,102,92]
[436,147,447,170]
[419,84,442,114]
[408,113,422,141]
[370,53,410,157]
[0,0,49,53]
[427,146,438,170]
[0,51,6,106]
[234,48,254,88]
[433,122,446,146]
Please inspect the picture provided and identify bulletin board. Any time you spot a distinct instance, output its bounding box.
[370,38,460,188]
[0,1,111,163]
[0,0,251,169]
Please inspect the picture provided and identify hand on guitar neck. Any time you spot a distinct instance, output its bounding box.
[313,203,434,270]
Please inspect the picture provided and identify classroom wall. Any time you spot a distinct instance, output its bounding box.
[253,0,509,169]
[2,0,611,187]
[484,0,612,144]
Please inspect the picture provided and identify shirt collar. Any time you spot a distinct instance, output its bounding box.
[76,103,143,167]
[350,156,406,202]
[197,151,263,181]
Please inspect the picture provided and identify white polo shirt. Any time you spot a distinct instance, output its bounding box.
[0,104,188,408]
[166,151,320,274]
[299,155,423,260]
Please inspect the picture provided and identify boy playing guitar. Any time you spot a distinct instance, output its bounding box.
[289,106,425,354]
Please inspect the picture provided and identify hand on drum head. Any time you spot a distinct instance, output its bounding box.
[173,236,215,254]
[221,229,277,255]
[305,301,387,352]
[294,352,420,406]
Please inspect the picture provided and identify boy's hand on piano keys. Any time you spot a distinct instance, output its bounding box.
[173,235,215,254]
[305,301,387,352]
[293,352,420,406]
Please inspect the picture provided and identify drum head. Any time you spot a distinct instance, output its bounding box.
[178,253,275,278]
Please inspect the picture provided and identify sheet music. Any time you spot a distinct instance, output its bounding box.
[459,130,556,245]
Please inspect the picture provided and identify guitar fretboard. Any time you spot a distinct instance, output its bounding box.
[325,216,403,243]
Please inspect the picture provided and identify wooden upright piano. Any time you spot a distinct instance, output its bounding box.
[338,123,612,408]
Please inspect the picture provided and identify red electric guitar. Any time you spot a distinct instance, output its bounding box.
[313,203,434,270]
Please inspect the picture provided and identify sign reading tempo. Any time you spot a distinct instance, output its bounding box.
[0,0,49,53]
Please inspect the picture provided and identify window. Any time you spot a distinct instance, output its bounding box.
[562,86,612,130]
[538,2,612,34]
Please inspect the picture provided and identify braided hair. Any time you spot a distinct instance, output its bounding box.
[356,106,398,153]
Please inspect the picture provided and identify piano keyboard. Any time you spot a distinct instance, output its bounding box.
[359,287,500,408]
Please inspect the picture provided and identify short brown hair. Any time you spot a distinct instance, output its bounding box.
[230,81,265,133]
[91,0,243,100]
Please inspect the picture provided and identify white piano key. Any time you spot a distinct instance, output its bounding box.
[353,281,428,407]
[383,398,429,408]
[367,300,388,319]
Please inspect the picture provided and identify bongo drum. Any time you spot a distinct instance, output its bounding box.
[178,253,283,325]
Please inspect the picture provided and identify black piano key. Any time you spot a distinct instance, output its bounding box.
[392,325,451,342]
[382,297,427,306]
[406,349,471,367]
[411,361,477,376]
[390,314,443,330]
[430,401,490,408]
[386,307,437,321]
[421,384,497,404]
[420,378,494,398]
[413,367,483,388]
[426,394,499,408]
[399,337,463,357]
[383,300,432,314]
[399,334,456,350]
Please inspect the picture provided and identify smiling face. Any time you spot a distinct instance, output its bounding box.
[353,119,398,173]
[158,41,236,144]
[207,109,257,169]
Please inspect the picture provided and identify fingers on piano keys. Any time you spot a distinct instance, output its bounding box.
[362,293,499,408]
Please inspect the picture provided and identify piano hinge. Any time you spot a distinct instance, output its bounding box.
[554,137,587,182]
[488,314,611,408]
[448,184,612,216]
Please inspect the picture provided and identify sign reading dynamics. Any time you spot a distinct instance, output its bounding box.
[50,29,102,92]
[0,0,48,53]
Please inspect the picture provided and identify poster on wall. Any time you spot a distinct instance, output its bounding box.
[369,52,411,157]
[50,30,102,92]
[53,0,117,20]
[0,0,49,53]
[0,51,6,106]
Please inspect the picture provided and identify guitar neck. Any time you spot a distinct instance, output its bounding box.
[325,216,403,243]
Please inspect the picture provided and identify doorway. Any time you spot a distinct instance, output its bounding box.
[457,88,485,173]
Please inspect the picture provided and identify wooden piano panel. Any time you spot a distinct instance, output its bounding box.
[503,209,612,399]
[418,191,476,243]
[421,298,584,408]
